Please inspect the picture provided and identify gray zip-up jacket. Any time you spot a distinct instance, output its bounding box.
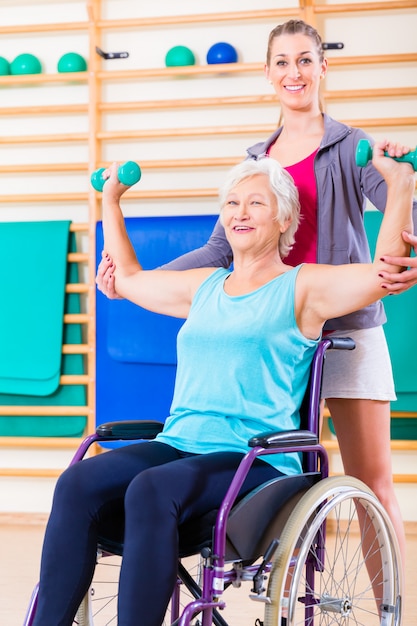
[165,114,417,331]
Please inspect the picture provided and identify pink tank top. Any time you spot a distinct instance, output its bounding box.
[273,149,318,266]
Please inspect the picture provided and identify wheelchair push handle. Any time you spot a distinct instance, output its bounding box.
[355,138,417,171]
[325,336,355,351]
[91,161,142,192]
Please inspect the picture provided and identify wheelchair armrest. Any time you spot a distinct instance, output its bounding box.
[248,429,318,449]
[96,420,164,440]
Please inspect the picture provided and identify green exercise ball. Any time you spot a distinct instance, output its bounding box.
[57,52,87,73]
[10,53,42,75]
[0,56,10,76]
[165,45,195,67]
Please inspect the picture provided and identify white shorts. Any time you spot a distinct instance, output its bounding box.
[321,326,396,401]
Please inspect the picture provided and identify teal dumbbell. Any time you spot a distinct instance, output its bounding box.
[356,138,417,171]
[91,161,142,192]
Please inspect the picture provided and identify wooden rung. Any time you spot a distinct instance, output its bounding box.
[0,163,88,174]
[127,157,241,170]
[0,72,88,86]
[0,468,63,478]
[97,63,269,81]
[393,474,417,483]
[97,9,297,30]
[65,283,89,294]
[390,440,417,451]
[68,252,89,263]
[347,117,417,128]
[0,189,213,203]
[323,86,417,100]
[0,116,414,150]
[60,375,89,385]
[99,94,278,113]
[0,436,85,448]
[313,1,417,14]
[70,223,89,232]
[327,53,417,66]
[323,439,417,451]
[64,313,89,324]
[0,104,88,116]
[1,178,415,205]
[0,21,87,35]
[0,54,414,91]
[0,72,88,87]
[0,192,87,203]
[99,88,416,113]
[96,54,417,83]
[0,406,89,416]
[0,132,88,145]
[97,125,276,141]
[62,343,89,354]
[97,117,417,142]
[329,471,417,483]
[118,188,218,200]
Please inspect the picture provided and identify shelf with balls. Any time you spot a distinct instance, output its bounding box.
[0,51,88,85]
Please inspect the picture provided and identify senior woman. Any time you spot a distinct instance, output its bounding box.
[32,141,414,626]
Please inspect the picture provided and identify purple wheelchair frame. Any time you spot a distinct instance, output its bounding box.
[23,337,354,626]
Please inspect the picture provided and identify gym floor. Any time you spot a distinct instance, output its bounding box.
[2,518,416,625]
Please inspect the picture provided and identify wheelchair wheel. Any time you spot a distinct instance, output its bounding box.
[74,552,205,625]
[264,476,402,626]
[74,552,120,625]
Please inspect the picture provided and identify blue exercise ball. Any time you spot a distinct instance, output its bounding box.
[206,42,238,65]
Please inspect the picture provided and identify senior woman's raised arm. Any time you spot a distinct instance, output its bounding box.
[100,162,213,319]
[296,140,415,340]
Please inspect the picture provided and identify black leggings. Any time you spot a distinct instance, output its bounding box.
[33,441,280,626]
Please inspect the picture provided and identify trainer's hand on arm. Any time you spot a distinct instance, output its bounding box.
[377,231,417,293]
[95,251,123,300]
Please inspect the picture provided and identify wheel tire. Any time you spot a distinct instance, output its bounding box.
[264,476,402,626]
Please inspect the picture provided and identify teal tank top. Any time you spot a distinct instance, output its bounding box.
[156,266,319,475]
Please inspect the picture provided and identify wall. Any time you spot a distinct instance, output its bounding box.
[0,0,416,519]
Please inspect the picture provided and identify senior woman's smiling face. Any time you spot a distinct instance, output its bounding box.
[222,174,283,252]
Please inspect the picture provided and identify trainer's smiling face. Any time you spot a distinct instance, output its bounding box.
[222,174,286,255]
[265,32,327,112]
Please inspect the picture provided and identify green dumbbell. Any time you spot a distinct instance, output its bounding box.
[91,161,142,192]
[356,138,417,171]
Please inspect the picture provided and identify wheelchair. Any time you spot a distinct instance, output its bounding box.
[23,337,402,626]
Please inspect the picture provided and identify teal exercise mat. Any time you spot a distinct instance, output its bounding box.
[329,211,417,440]
[0,221,70,396]
[364,211,417,440]
[0,231,87,437]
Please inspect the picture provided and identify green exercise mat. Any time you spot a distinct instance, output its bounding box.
[0,228,86,437]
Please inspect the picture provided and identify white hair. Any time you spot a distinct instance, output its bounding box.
[218,158,301,258]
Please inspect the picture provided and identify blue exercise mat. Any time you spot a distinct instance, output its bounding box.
[96,215,218,431]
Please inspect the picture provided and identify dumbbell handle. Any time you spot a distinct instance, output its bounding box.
[356,138,417,171]
[91,161,142,192]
